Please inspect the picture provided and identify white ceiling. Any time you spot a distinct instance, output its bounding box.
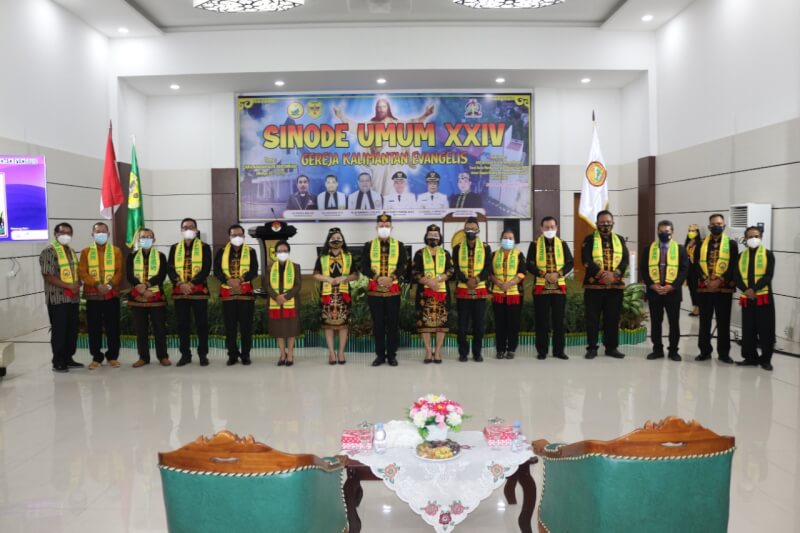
[53,0,694,36]
[123,69,645,96]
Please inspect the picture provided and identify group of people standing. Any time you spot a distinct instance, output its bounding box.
[40,209,776,373]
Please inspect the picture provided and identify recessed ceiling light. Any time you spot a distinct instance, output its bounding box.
[169,84,180,90]
[580,78,591,84]
[495,77,506,84]
[274,80,285,87]
[117,27,129,34]
[641,14,654,22]
[376,78,387,85]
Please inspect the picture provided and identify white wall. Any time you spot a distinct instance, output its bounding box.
[0,0,111,340]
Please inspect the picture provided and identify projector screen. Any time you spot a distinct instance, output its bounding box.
[0,156,49,242]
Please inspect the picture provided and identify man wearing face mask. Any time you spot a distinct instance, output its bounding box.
[127,228,171,367]
[214,224,259,366]
[452,217,492,362]
[640,220,690,361]
[78,222,124,369]
[581,210,629,359]
[361,213,408,366]
[684,224,703,316]
[527,217,574,360]
[735,226,776,371]
[40,222,83,372]
[168,218,212,367]
[694,213,739,364]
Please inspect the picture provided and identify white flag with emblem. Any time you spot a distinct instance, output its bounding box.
[578,114,608,228]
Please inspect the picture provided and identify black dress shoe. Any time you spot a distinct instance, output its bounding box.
[496,351,506,359]
[536,353,547,360]
[338,359,346,365]
[736,360,760,367]
[605,349,625,359]
[433,359,442,364]
[718,356,734,364]
[277,358,286,367]
[505,352,515,360]
[695,353,712,361]
[585,349,598,360]
[52,366,69,373]
[668,352,682,362]
[760,362,773,371]
[176,355,192,367]
[423,357,433,364]
[285,360,294,367]
[66,360,84,368]
[199,357,210,367]
[371,358,385,367]
[226,356,238,366]
[473,354,483,362]
[646,352,665,360]
[241,356,251,366]
[553,353,569,360]
[388,358,398,367]
[458,355,468,362]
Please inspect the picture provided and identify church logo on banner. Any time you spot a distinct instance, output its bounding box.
[578,112,609,227]
[585,161,607,187]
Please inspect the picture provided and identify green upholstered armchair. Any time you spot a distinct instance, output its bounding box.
[533,417,735,533]
[159,431,348,533]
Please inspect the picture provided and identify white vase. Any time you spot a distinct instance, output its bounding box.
[425,424,449,442]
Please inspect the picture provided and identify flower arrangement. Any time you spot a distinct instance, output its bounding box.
[408,394,468,439]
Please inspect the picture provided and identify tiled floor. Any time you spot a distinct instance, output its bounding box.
[1,313,798,532]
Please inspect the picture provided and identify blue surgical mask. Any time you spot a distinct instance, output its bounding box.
[501,239,515,250]
[94,233,108,245]
[139,238,154,250]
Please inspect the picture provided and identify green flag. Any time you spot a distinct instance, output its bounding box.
[125,143,144,248]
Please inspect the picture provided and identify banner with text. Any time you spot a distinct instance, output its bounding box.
[238,92,531,221]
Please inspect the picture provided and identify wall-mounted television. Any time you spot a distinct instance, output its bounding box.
[0,156,49,242]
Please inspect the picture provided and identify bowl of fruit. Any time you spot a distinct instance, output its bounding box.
[415,439,462,462]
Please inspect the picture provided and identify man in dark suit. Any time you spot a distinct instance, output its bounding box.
[640,220,690,361]
[449,172,483,209]
[285,174,317,211]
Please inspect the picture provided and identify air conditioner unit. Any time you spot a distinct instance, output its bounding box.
[728,203,772,248]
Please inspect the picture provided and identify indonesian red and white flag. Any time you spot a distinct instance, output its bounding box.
[100,122,124,219]
[578,113,609,228]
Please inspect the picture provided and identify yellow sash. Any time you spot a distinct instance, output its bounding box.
[87,243,115,285]
[534,236,566,290]
[269,260,296,312]
[699,234,730,279]
[221,243,250,289]
[492,248,521,296]
[648,240,680,285]
[52,241,77,284]
[592,232,623,271]
[422,247,447,294]
[369,238,400,292]
[456,239,486,291]
[321,252,352,296]
[174,239,204,282]
[133,249,161,293]
[738,246,769,297]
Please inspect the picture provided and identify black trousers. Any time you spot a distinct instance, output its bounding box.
[47,303,79,368]
[647,295,681,354]
[698,292,733,358]
[584,289,623,351]
[687,269,700,307]
[457,298,487,357]
[741,301,775,364]
[493,301,522,353]
[368,296,400,361]
[174,298,209,357]
[534,294,566,356]
[222,299,255,358]
[132,306,169,362]
[86,297,121,362]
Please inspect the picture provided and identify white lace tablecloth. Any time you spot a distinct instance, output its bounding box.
[346,430,534,533]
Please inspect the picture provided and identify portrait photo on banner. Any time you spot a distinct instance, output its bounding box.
[237,92,532,221]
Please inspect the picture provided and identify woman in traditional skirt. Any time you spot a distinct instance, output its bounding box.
[313,228,359,365]
[266,240,302,367]
[489,228,527,360]
[412,224,454,364]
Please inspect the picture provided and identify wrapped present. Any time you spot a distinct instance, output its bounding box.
[483,425,515,447]
[341,429,373,451]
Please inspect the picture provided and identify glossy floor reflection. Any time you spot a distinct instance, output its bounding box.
[1,313,798,533]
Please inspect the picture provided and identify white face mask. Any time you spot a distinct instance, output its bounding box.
[377,227,392,239]
[501,239,515,250]
[276,252,289,263]
[182,229,197,240]
[230,236,244,247]
[543,230,557,239]
[747,237,762,249]
[56,234,72,245]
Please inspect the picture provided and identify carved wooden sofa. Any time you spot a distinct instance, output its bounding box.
[158,431,348,533]
[533,417,735,533]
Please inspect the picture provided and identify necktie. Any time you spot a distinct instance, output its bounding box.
[458,194,465,208]
[430,194,434,201]
[659,244,667,284]
[356,192,364,209]
[397,195,401,202]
